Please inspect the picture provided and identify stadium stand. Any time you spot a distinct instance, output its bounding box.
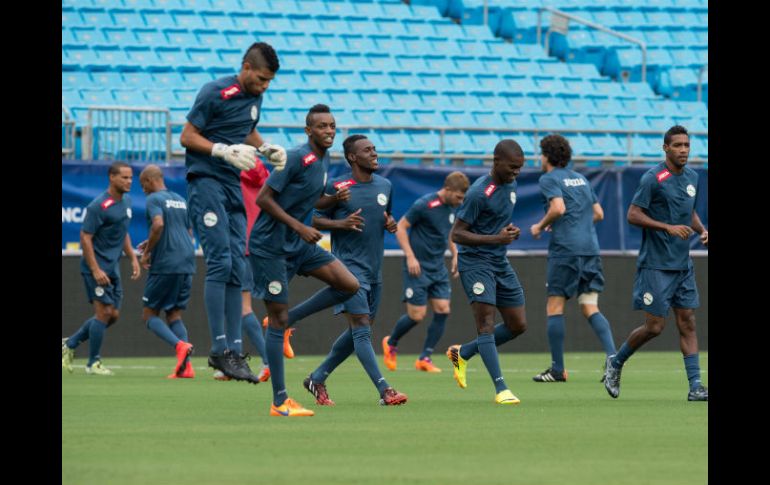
[61,0,707,166]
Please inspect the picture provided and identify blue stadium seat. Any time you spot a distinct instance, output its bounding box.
[143,88,176,107]
[350,108,382,126]
[441,110,474,128]
[182,68,215,86]
[532,113,561,130]
[382,109,413,126]
[79,7,114,27]
[390,71,418,90]
[446,73,473,91]
[385,89,421,108]
[354,88,393,109]
[110,8,144,29]
[62,44,97,71]
[690,135,708,159]
[195,29,230,50]
[631,135,661,158]
[452,55,485,73]
[62,70,93,89]
[360,71,390,90]
[200,11,235,30]
[280,32,312,51]
[621,82,657,99]
[150,69,186,88]
[533,96,562,115]
[376,18,409,37]
[142,9,176,29]
[559,113,593,132]
[93,45,134,71]
[80,88,116,106]
[62,87,83,108]
[408,130,441,154]
[470,90,500,110]
[346,16,373,36]
[315,14,349,33]
[164,28,196,46]
[442,131,479,154]
[423,55,454,73]
[365,53,398,71]
[533,76,567,94]
[131,27,163,45]
[330,70,358,90]
[369,35,406,55]
[441,90,472,111]
[217,48,243,68]
[502,76,538,95]
[395,55,427,72]
[342,34,378,54]
[411,109,443,126]
[222,30,253,50]
[280,50,308,70]
[112,88,149,107]
[71,26,107,44]
[498,92,538,113]
[587,134,627,157]
[153,0,187,10]
[186,47,220,68]
[228,12,257,31]
[62,27,77,45]
[258,13,293,33]
[566,62,600,79]
[675,100,708,118]
[671,115,707,134]
[154,47,187,68]
[173,89,198,109]
[591,97,625,115]
[471,110,504,128]
[477,56,506,76]
[417,72,444,90]
[500,111,535,130]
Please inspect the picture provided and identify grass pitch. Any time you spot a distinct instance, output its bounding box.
[62,351,707,485]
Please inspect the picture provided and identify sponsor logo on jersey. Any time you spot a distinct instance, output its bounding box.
[303,152,318,166]
[686,184,696,197]
[563,178,587,187]
[484,184,497,197]
[220,84,241,100]
[334,179,356,190]
[101,198,115,210]
[656,169,672,183]
[203,212,218,227]
[165,200,187,209]
[377,193,388,206]
[428,198,442,209]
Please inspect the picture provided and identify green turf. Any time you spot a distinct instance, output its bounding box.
[62,351,707,485]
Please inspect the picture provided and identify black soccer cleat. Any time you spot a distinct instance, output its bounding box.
[208,350,257,383]
[532,367,567,382]
[601,355,622,399]
[228,352,261,385]
[687,385,708,401]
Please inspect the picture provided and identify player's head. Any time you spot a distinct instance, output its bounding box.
[442,171,470,207]
[663,125,690,169]
[305,104,336,151]
[108,162,133,194]
[139,164,164,195]
[539,134,572,171]
[240,42,279,96]
[343,134,378,173]
[492,139,525,184]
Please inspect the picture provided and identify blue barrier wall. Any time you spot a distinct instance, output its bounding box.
[62,160,708,251]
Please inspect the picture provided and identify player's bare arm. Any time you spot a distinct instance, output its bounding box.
[257,185,322,243]
[627,204,693,240]
[312,209,364,232]
[691,211,708,246]
[140,214,164,269]
[395,216,420,276]
[123,234,141,280]
[531,197,565,239]
[592,202,604,223]
[451,219,519,246]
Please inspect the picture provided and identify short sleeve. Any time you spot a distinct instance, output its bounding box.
[631,172,655,210]
[186,84,217,130]
[81,203,103,234]
[539,174,563,201]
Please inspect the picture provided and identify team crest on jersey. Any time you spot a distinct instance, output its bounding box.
[101,198,115,210]
[510,192,516,204]
[203,212,218,227]
[250,105,258,120]
[656,169,672,183]
[377,193,388,206]
[220,84,241,100]
[428,199,442,209]
[94,286,105,297]
[126,208,132,218]
[303,153,318,166]
[334,179,356,190]
[268,281,283,295]
[484,184,497,197]
[449,213,455,223]
[643,292,654,305]
[686,184,696,197]
[472,282,485,295]
[405,288,414,299]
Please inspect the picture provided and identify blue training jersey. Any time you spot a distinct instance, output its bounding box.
[539,167,600,257]
[631,162,700,271]
[145,190,196,275]
[455,174,518,270]
[404,192,456,273]
[185,75,263,188]
[314,173,392,284]
[249,142,330,258]
[79,191,132,275]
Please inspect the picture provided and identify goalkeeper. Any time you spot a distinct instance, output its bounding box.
[180,42,286,383]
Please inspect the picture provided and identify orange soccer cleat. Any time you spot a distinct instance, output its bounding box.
[263,316,295,359]
[382,336,397,371]
[414,356,442,373]
[270,397,315,417]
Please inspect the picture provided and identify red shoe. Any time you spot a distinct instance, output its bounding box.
[379,387,408,406]
[174,341,193,377]
[180,359,195,378]
[257,365,270,382]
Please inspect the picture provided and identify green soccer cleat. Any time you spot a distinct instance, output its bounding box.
[85,360,114,376]
[62,338,74,373]
[446,345,467,389]
[494,389,521,405]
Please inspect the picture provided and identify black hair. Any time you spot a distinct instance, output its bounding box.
[243,42,280,73]
[343,134,368,165]
[493,139,524,159]
[664,125,689,145]
[540,134,572,168]
[108,161,131,176]
[306,103,332,127]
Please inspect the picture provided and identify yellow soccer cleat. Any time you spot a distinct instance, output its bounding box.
[85,360,114,376]
[446,345,467,388]
[382,336,397,371]
[494,389,521,405]
[62,338,74,373]
[270,397,315,417]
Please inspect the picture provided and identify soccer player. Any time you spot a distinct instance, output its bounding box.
[445,140,528,405]
[382,171,469,373]
[179,42,287,384]
[602,125,708,401]
[302,134,408,407]
[137,165,196,379]
[529,134,617,382]
[249,104,360,417]
[61,162,141,376]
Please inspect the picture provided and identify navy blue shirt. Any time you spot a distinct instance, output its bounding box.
[80,191,132,275]
[145,190,196,275]
[314,173,393,284]
[456,174,518,270]
[539,167,600,257]
[404,192,456,273]
[185,75,263,188]
[249,142,330,258]
[632,162,700,270]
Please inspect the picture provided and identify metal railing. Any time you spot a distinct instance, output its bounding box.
[536,7,647,83]
[82,107,171,162]
[697,64,708,103]
[61,105,76,158]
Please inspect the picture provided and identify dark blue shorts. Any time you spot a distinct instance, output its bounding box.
[187,176,246,286]
[459,264,525,308]
[546,255,605,298]
[402,265,451,306]
[142,273,192,312]
[334,282,381,319]
[249,243,336,304]
[82,272,122,309]
[633,267,700,317]
[242,258,255,294]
